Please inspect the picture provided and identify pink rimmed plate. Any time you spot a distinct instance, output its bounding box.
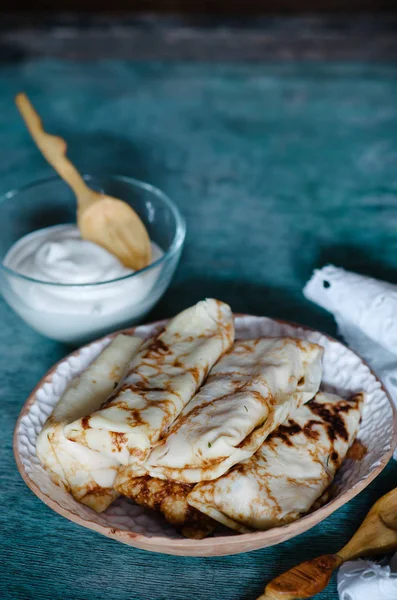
[14,315,397,556]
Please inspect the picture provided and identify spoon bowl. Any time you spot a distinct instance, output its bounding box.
[78,196,152,271]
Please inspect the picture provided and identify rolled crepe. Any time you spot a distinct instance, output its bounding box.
[188,391,364,533]
[115,473,215,539]
[65,299,234,466]
[36,334,143,512]
[141,337,323,483]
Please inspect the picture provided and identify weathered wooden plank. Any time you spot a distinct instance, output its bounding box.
[1,14,396,61]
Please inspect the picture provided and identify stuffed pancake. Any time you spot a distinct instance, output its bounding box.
[188,391,364,532]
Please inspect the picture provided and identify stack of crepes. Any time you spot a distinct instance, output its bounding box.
[37,299,364,538]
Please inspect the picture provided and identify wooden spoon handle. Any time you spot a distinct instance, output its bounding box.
[15,93,94,212]
[258,554,343,600]
[257,488,397,600]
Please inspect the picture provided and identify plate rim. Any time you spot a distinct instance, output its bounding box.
[13,315,397,557]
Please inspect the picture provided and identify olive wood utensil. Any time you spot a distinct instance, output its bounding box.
[15,93,151,270]
[257,487,397,599]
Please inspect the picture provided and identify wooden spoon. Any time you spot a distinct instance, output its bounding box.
[257,487,397,599]
[15,93,151,271]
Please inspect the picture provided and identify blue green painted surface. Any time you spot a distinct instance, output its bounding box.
[1,61,397,600]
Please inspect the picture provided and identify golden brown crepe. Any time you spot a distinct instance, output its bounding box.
[188,391,364,533]
[36,334,143,512]
[115,473,215,539]
[65,299,234,466]
[139,337,323,483]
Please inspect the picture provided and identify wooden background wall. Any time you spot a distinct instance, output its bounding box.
[2,0,396,13]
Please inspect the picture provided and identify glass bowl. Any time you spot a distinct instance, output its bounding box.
[0,174,186,344]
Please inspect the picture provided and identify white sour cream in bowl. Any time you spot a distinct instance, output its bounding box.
[3,224,168,344]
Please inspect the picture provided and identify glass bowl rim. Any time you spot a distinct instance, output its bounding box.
[0,173,186,287]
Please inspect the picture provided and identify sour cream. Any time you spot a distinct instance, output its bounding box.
[3,224,166,344]
[5,225,137,284]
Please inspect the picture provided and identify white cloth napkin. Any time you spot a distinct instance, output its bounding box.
[303,265,397,600]
[304,264,397,458]
[337,560,397,600]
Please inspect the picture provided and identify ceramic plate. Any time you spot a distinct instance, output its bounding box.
[14,315,397,556]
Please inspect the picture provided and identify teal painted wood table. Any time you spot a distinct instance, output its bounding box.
[1,58,397,600]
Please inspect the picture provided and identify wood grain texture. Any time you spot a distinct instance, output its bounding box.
[260,488,397,599]
[339,487,397,560]
[4,2,397,13]
[0,14,396,61]
[262,554,343,599]
[2,58,397,599]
